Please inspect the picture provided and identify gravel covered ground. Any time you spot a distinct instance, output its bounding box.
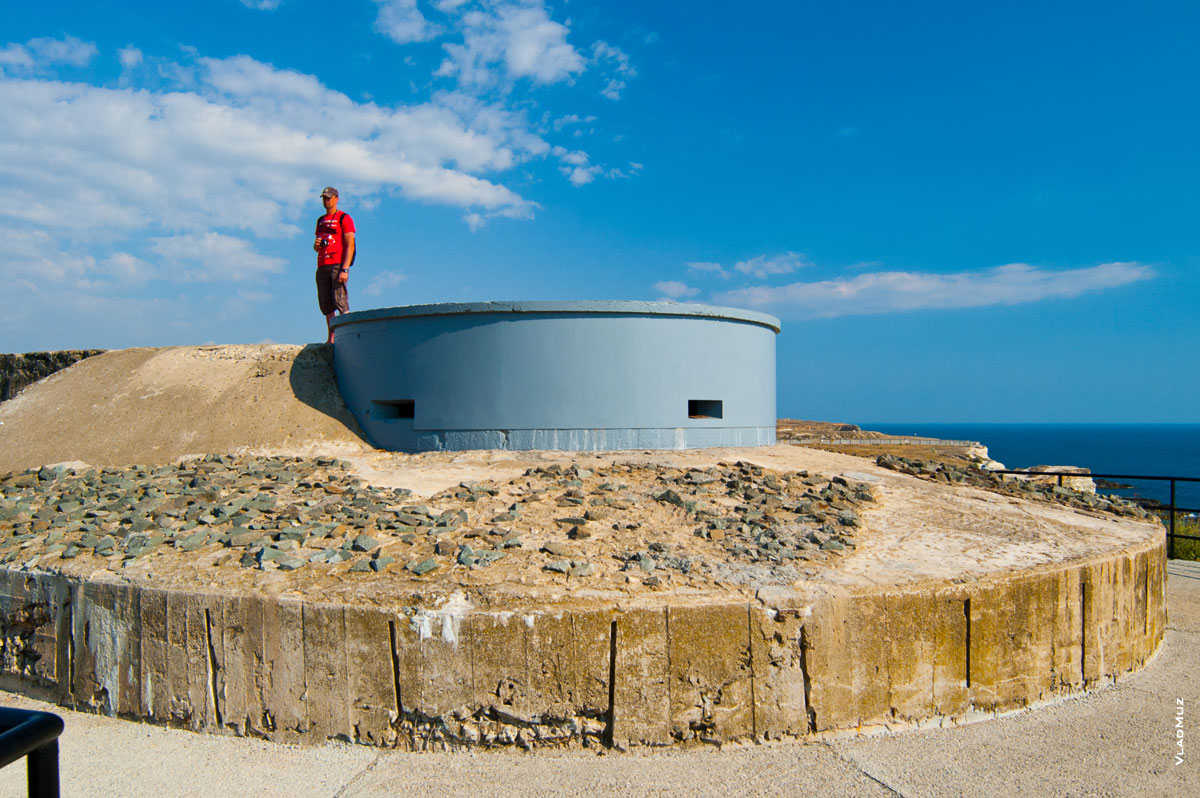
[0,453,882,603]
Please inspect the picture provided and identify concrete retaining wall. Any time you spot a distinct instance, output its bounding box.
[0,536,1166,749]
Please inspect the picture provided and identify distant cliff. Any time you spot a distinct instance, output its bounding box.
[0,350,106,401]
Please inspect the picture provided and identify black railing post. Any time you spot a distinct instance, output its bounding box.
[1169,479,1177,560]
[27,739,59,798]
[0,707,64,798]
[963,470,1200,560]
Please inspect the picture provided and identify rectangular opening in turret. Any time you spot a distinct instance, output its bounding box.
[688,399,723,419]
[372,399,415,420]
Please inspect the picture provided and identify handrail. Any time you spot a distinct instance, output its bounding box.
[0,707,63,798]
[991,469,1199,559]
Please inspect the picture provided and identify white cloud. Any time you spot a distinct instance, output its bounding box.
[363,269,408,297]
[600,79,625,101]
[239,0,283,9]
[0,52,541,247]
[117,46,143,69]
[687,261,731,279]
[552,112,595,132]
[373,0,441,44]
[100,252,154,283]
[367,4,633,188]
[733,252,810,279]
[551,145,589,166]
[27,35,98,67]
[654,280,699,299]
[436,1,585,88]
[591,41,635,100]
[551,145,602,185]
[0,35,97,72]
[563,166,601,185]
[149,233,287,282]
[716,262,1155,318]
[0,44,34,71]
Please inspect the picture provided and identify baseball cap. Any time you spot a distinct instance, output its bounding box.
[320,186,339,198]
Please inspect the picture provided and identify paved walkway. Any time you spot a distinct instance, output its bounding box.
[2,561,1197,798]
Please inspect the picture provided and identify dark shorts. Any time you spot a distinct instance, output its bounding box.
[316,265,349,315]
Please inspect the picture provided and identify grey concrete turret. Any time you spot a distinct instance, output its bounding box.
[329,300,780,452]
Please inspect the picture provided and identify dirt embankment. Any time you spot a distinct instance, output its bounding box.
[0,345,372,474]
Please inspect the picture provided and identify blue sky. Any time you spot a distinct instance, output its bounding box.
[3,1,1198,422]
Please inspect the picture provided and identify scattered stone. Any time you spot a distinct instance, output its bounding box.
[178,531,210,552]
[226,529,260,548]
[474,550,506,566]
[409,557,438,576]
[875,454,1149,518]
[352,535,379,552]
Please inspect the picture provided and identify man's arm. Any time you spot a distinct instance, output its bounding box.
[338,232,355,283]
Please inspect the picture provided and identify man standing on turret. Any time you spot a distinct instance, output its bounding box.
[313,186,355,344]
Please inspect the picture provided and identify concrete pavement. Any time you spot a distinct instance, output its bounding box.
[2,560,1197,798]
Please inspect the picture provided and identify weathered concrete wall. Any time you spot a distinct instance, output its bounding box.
[0,535,1166,749]
[0,351,105,402]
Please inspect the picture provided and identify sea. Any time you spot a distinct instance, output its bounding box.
[864,423,1200,511]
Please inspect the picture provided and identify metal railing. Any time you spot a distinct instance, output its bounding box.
[789,437,981,447]
[992,470,1200,559]
[0,707,63,798]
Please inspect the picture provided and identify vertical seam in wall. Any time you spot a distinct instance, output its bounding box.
[1080,578,1088,685]
[523,613,530,710]
[569,613,579,724]
[133,587,144,721]
[468,616,476,703]
[663,608,672,739]
[746,604,757,739]
[605,619,617,748]
[1143,556,1149,638]
[66,597,75,704]
[387,619,403,723]
[204,607,223,727]
[799,624,815,733]
[930,593,937,710]
[964,598,971,689]
[340,606,349,739]
[300,601,309,735]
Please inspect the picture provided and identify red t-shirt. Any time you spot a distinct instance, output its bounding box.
[315,211,355,267]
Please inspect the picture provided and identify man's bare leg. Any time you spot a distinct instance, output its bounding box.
[326,312,336,344]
